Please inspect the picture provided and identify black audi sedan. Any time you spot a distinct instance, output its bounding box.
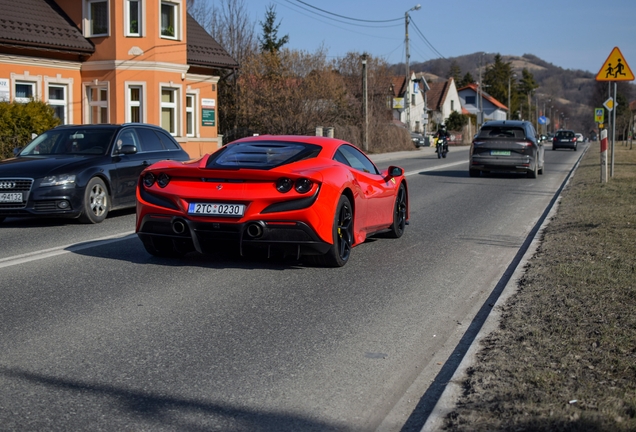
[469,120,545,178]
[0,124,191,224]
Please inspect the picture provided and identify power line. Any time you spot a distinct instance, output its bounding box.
[290,0,402,23]
[272,0,402,41]
[280,0,401,29]
[410,19,445,59]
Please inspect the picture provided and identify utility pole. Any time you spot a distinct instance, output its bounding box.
[361,54,368,152]
[404,4,420,132]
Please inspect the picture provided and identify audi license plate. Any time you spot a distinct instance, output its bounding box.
[188,202,245,216]
[0,192,22,203]
[491,150,511,156]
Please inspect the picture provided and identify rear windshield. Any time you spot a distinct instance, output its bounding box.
[556,131,575,138]
[477,126,525,139]
[206,141,321,169]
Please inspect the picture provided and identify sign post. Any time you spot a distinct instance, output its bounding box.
[596,47,635,179]
[600,129,608,183]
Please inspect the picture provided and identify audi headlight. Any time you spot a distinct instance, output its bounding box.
[40,174,76,187]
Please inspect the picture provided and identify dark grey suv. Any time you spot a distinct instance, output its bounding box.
[469,120,545,178]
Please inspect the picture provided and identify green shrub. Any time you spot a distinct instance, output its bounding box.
[445,110,469,132]
[0,101,61,159]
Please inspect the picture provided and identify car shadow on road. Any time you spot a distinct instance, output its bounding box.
[69,235,320,271]
[0,208,136,228]
[0,366,344,431]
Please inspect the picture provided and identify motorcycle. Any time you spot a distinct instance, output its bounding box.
[436,136,448,159]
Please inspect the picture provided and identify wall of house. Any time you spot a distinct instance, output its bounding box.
[0,55,84,125]
[14,0,222,158]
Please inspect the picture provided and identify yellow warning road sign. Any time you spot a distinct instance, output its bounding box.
[596,47,635,81]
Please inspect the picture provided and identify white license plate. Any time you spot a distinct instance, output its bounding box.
[188,202,245,216]
[0,192,22,203]
[491,150,511,156]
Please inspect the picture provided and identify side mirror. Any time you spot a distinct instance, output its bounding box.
[387,166,403,178]
[13,147,23,157]
[118,144,138,155]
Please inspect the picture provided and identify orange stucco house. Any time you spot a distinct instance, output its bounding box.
[0,0,238,158]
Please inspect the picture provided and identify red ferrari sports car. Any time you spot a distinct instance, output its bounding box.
[135,135,409,266]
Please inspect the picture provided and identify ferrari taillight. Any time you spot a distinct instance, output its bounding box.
[143,172,156,187]
[275,177,313,194]
[295,178,313,194]
[276,177,293,193]
[157,173,170,188]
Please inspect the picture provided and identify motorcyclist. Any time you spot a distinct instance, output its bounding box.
[435,124,449,154]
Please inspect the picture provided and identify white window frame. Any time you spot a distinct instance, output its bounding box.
[185,93,196,137]
[124,0,143,37]
[14,82,36,103]
[84,0,110,37]
[160,85,180,135]
[47,85,68,125]
[126,83,146,123]
[160,0,181,40]
[45,76,74,124]
[85,84,109,124]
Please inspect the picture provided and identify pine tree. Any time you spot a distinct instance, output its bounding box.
[459,72,475,88]
[517,68,538,120]
[483,54,512,106]
[258,4,289,54]
[447,61,462,83]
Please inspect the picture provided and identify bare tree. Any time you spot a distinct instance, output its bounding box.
[188,0,257,66]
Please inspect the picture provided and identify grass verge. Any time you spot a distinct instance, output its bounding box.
[443,141,636,431]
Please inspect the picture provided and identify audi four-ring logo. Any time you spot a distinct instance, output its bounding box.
[0,181,16,189]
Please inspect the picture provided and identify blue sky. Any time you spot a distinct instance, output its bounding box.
[241,0,636,75]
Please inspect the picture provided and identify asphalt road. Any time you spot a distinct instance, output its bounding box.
[0,142,586,431]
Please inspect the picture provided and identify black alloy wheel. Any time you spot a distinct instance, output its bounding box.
[387,184,407,238]
[307,195,353,267]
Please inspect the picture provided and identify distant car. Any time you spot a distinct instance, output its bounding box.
[0,124,191,224]
[469,120,545,178]
[575,133,584,143]
[136,135,409,267]
[553,130,578,151]
[410,132,426,148]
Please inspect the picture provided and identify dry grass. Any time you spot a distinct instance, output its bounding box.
[443,141,636,431]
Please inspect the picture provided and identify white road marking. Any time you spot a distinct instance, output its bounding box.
[404,160,467,177]
[0,232,136,269]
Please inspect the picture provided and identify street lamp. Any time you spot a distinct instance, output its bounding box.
[507,73,516,120]
[404,4,421,132]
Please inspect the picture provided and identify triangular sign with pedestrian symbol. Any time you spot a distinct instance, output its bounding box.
[596,47,635,81]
